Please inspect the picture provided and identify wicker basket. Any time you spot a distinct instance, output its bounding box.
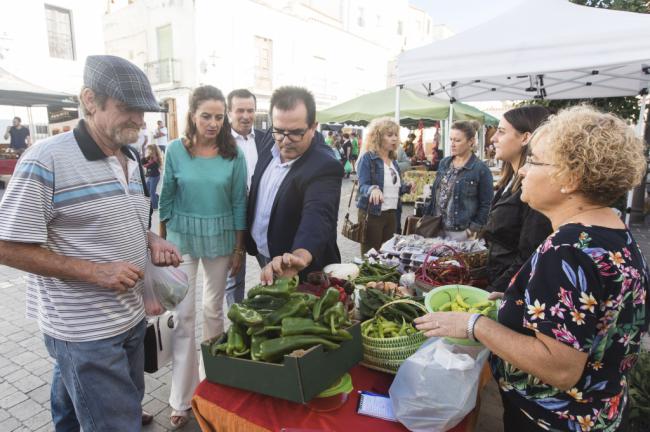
[361,299,428,374]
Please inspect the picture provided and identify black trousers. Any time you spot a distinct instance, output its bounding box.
[502,395,545,432]
[502,394,629,432]
[359,208,397,255]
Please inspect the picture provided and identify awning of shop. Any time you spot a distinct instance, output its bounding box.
[0,66,78,108]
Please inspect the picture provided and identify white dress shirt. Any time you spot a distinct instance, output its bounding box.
[231,128,257,189]
[251,145,300,258]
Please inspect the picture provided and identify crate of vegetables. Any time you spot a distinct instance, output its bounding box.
[200,277,362,403]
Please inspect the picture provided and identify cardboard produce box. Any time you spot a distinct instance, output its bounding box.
[200,321,363,404]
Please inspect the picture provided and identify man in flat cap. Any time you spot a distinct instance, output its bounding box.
[0,55,182,431]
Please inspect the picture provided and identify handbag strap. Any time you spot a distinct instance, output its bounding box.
[346,180,357,210]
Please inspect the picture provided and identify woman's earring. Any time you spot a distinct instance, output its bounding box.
[560,188,567,194]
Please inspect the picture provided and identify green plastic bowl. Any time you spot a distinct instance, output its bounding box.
[424,284,498,346]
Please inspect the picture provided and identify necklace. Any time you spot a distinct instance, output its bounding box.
[558,206,608,227]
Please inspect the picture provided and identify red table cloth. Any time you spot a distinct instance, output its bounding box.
[192,364,479,432]
[0,158,17,175]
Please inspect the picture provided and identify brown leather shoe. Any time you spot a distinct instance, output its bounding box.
[142,410,154,426]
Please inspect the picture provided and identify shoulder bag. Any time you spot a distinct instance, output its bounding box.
[341,161,376,243]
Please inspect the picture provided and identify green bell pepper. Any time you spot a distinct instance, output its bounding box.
[242,294,288,311]
[227,304,264,327]
[264,297,308,326]
[280,317,331,336]
[312,287,340,321]
[226,324,250,357]
[209,341,228,356]
[258,335,340,362]
[250,334,268,361]
[321,302,349,334]
[247,276,299,299]
[289,292,319,308]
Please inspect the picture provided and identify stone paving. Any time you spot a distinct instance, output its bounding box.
[1,178,649,431]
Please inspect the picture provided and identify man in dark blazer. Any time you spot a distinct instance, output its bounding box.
[225,89,270,305]
[246,86,344,283]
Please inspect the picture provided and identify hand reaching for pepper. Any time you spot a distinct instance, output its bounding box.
[260,249,312,285]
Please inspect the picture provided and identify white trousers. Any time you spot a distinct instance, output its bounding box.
[169,254,230,411]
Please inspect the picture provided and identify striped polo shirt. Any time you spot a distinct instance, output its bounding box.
[0,120,150,342]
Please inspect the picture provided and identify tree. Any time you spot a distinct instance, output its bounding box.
[523,1,649,122]
[571,0,649,13]
[523,0,650,221]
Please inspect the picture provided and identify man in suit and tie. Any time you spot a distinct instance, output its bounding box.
[225,89,269,305]
[247,86,343,283]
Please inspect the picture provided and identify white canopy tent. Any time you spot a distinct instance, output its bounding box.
[397,0,650,222]
[398,0,650,102]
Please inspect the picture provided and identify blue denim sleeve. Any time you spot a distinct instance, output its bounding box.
[357,154,376,197]
[469,164,494,232]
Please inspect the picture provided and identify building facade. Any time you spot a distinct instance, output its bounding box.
[104,0,435,138]
[0,0,105,139]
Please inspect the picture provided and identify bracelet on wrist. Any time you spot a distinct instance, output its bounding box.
[233,247,246,256]
[466,313,483,342]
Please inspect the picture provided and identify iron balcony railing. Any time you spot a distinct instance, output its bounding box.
[145,58,181,86]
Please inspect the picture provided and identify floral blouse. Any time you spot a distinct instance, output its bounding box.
[434,166,460,223]
[490,224,649,431]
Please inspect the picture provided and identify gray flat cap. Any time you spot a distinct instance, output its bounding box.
[83,55,163,112]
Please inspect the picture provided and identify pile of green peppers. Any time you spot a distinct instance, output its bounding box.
[210,277,353,363]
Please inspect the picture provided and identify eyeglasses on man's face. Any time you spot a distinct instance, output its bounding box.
[524,155,554,167]
[271,128,309,143]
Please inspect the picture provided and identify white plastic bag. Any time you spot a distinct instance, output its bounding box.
[143,276,165,316]
[389,337,489,432]
[143,260,189,314]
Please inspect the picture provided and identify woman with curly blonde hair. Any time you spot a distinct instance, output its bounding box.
[416,105,649,431]
[356,118,412,254]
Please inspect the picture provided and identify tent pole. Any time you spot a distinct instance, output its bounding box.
[445,103,453,157]
[627,92,648,224]
[394,85,402,125]
[476,124,485,160]
[27,106,35,144]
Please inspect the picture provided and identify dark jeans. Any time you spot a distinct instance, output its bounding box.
[146,175,160,209]
[501,394,546,432]
[359,208,397,255]
[502,392,628,432]
[225,258,246,307]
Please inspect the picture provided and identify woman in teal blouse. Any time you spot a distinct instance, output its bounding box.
[159,85,247,428]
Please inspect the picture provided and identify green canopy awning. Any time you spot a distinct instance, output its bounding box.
[0,66,77,107]
[316,87,498,127]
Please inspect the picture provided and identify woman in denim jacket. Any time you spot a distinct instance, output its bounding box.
[424,120,493,240]
[357,118,412,254]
